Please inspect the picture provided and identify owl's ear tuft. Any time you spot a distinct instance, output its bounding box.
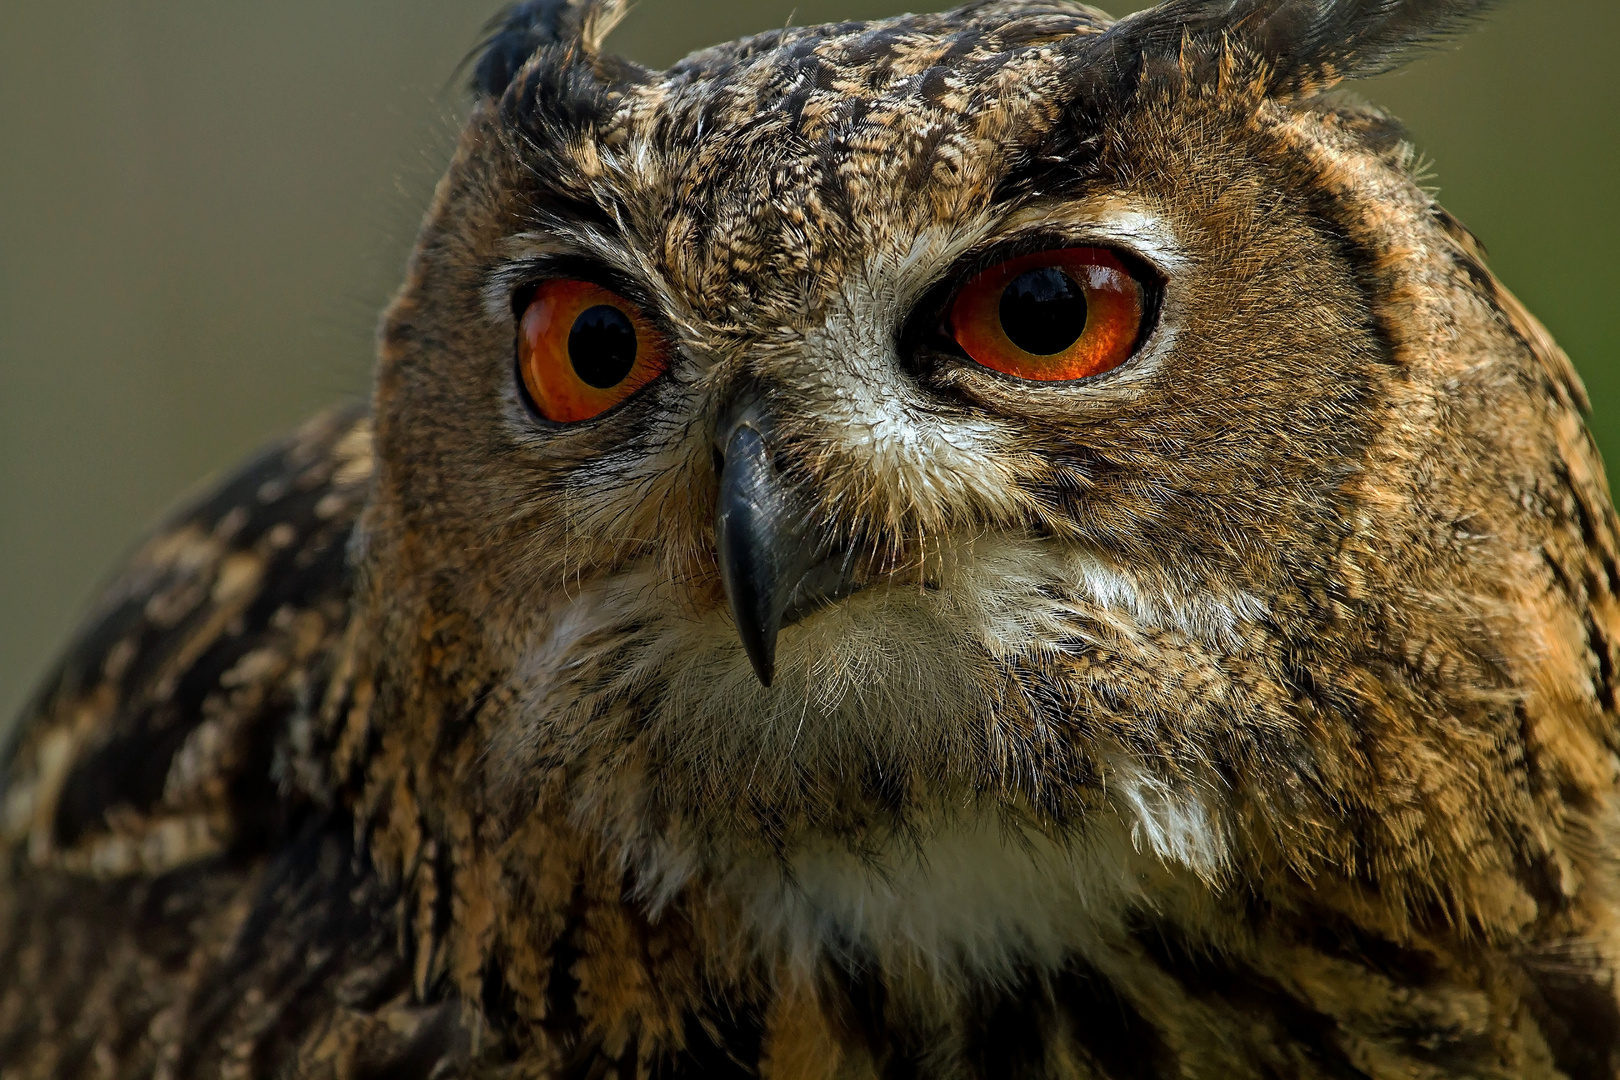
[471,0,631,99]
[1100,0,1495,96]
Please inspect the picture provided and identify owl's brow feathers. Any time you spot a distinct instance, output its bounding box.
[465,0,1498,291]
[472,0,1497,110]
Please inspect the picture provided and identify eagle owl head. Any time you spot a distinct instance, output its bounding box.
[350,0,1616,986]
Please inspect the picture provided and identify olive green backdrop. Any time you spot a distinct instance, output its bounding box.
[2,1,1616,725]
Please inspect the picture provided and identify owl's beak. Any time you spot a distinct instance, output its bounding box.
[715,419,799,687]
[714,410,855,688]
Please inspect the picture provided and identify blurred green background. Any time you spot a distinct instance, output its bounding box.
[1,0,1616,726]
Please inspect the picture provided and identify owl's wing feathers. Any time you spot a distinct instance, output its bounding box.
[0,405,464,1074]
[2,404,370,874]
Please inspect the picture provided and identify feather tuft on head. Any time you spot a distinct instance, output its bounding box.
[1098,0,1496,96]
[470,0,631,98]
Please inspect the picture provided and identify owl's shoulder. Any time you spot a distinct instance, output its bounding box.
[2,403,372,877]
[0,405,471,1075]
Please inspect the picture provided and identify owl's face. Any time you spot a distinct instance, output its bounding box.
[364,0,1538,902]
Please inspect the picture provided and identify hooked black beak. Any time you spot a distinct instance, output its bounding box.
[714,408,860,687]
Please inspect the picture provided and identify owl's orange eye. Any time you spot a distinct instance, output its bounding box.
[948,248,1145,382]
[517,280,670,423]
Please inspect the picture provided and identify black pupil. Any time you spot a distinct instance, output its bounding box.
[568,304,638,389]
[998,267,1088,355]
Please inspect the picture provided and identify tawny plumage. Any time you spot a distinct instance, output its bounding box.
[5,1,1619,1076]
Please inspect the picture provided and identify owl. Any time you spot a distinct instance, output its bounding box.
[3,0,1618,1076]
